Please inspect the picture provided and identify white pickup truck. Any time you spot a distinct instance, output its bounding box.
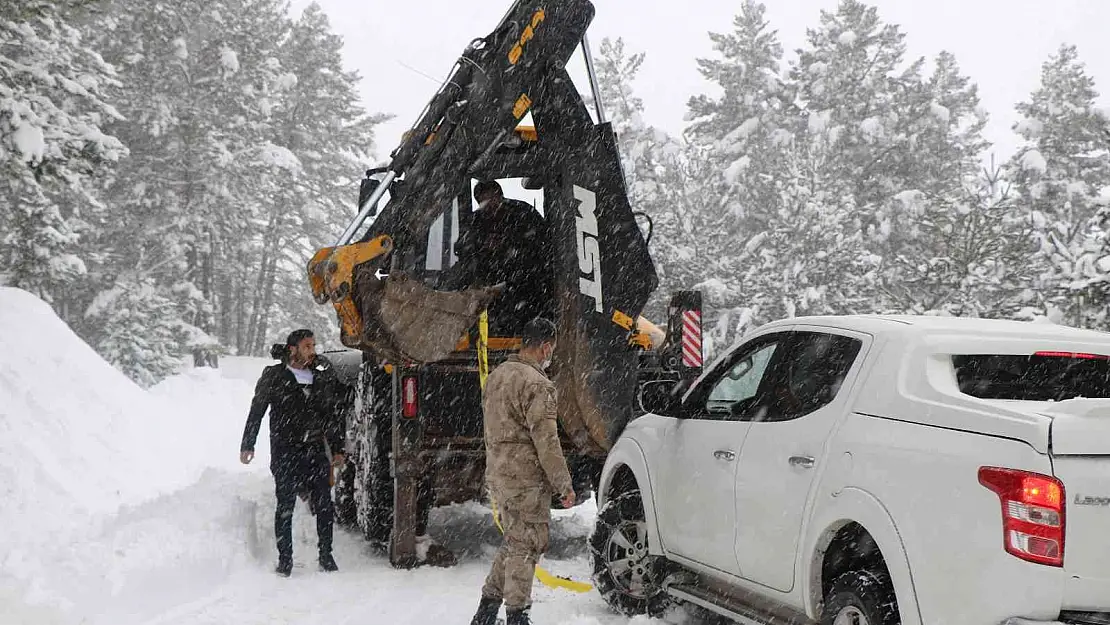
[589,314,1110,625]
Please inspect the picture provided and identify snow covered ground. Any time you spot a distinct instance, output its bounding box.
[0,287,676,625]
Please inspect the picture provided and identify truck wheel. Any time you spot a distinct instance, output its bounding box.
[355,416,393,543]
[334,384,360,527]
[334,456,358,526]
[820,570,899,625]
[588,490,671,618]
[352,366,394,545]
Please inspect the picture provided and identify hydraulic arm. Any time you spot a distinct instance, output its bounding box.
[309,0,601,363]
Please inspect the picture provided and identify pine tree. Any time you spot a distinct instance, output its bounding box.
[776,0,1007,315]
[0,0,126,304]
[239,3,388,355]
[1009,44,1110,328]
[676,1,797,346]
[704,133,879,343]
[879,161,1040,317]
[591,37,695,319]
[74,0,389,381]
[786,0,919,214]
[77,0,297,367]
[84,277,186,387]
[865,50,996,311]
[685,0,789,238]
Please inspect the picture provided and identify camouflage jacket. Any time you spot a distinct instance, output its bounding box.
[482,354,573,499]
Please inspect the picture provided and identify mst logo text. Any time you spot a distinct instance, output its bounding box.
[573,185,603,313]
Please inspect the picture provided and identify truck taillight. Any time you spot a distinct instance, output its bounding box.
[402,376,418,418]
[978,466,1065,567]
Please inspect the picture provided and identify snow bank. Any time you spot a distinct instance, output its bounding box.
[7,469,271,625]
[0,288,262,604]
[0,288,193,527]
[0,290,268,621]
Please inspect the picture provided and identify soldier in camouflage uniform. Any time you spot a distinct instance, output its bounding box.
[469,318,575,625]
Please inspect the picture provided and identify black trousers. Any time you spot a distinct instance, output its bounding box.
[271,441,334,560]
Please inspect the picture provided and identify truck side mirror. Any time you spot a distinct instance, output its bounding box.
[638,379,688,417]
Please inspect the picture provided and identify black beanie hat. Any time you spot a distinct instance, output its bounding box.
[473,180,502,200]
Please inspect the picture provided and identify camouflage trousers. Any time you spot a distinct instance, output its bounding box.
[481,486,550,609]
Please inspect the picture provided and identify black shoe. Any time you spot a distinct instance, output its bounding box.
[469,596,501,625]
[505,606,531,625]
[319,553,338,572]
[276,556,292,577]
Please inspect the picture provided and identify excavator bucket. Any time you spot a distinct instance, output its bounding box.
[353,267,503,363]
[308,232,502,362]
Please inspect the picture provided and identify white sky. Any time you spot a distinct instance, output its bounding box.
[291,0,1110,167]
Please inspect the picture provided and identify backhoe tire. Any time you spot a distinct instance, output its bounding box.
[351,365,394,545]
[589,490,672,618]
[334,457,358,527]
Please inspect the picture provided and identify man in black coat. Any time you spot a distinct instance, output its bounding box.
[240,328,346,576]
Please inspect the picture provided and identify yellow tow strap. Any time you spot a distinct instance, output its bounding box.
[477,310,592,594]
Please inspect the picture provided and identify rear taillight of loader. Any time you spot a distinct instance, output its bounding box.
[401,375,419,419]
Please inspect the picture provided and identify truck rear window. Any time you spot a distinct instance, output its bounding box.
[952,353,1110,401]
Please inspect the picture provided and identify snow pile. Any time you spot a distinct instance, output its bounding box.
[0,288,262,587]
[0,287,271,620]
[149,357,272,470]
[0,288,194,530]
[7,469,272,625]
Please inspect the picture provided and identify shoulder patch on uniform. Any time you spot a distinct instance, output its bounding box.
[542,383,556,414]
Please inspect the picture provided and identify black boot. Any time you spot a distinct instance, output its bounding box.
[276,555,292,577]
[505,606,531,625]
[469,596,501,625]
[319,552,338,572]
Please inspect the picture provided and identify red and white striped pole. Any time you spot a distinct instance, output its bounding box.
[681,309,703,368]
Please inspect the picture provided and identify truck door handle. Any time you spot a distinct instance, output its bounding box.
[789,455,815,469]
[714,450,736,461]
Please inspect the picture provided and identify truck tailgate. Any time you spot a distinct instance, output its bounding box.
[1048,399,1110,610]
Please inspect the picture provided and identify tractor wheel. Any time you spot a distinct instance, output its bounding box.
[351,365,395,545]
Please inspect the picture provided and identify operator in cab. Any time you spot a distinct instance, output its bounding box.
[448,180,555,334]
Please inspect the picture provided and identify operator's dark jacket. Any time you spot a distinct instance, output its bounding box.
[451,198,554,328]
[240,356,346,457]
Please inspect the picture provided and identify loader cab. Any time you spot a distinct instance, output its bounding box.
[420,176,555,338]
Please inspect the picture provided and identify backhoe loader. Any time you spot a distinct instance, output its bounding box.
[308,0,704,568]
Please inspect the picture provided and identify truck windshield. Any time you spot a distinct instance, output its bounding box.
[952,353,1110,401]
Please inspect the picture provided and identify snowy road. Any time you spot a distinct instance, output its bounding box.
[123,480,641,625]
[19,466,656,625]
